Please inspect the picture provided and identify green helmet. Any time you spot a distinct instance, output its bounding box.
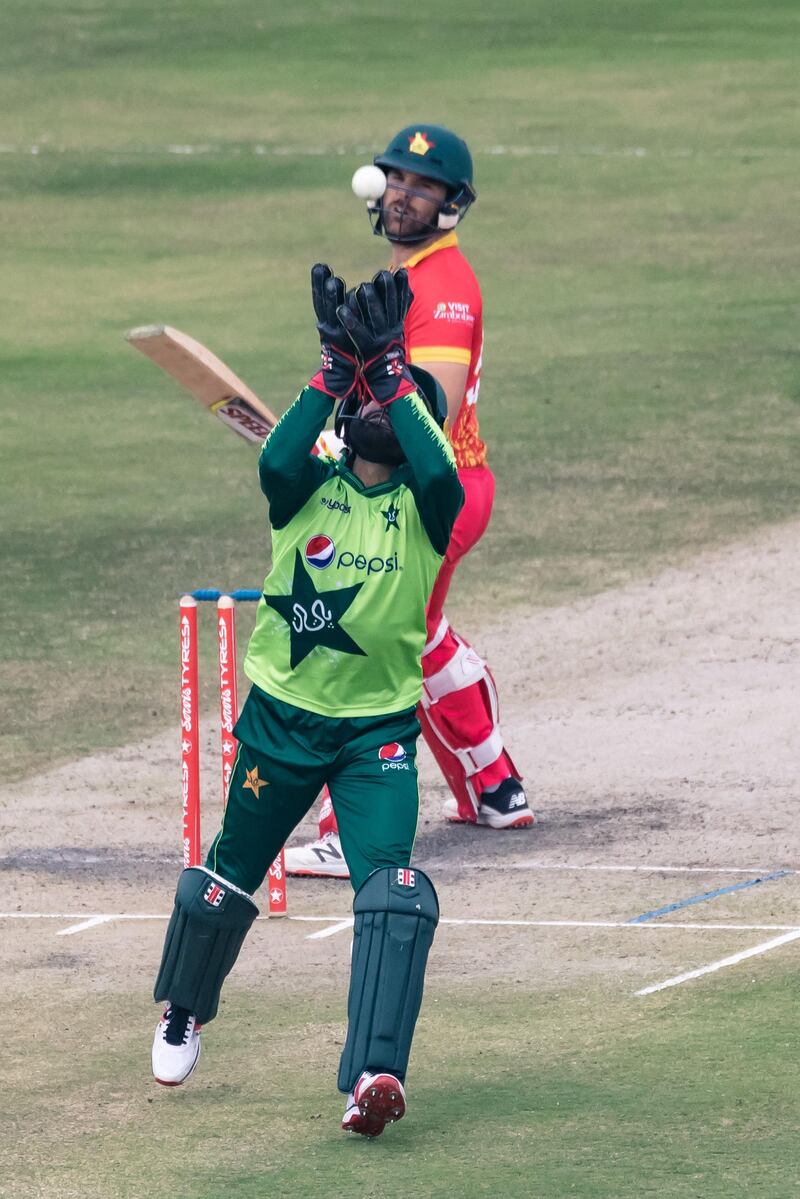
[370,123,477,244]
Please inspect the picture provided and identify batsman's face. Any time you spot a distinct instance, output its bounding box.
[382,168,447,240]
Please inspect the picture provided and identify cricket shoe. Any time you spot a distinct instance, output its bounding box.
[342,1071,406,1137]
[152,1005,201,1086]
[442,777,535,829]
[283,831,350,879]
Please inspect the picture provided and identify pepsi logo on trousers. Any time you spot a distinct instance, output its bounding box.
[379,743,410,771]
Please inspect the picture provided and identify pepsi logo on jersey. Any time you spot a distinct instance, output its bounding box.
[304,535,402,576]
[305,535,336,569]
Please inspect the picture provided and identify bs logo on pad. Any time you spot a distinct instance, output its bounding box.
[305,534,335,569]
[379,743,409,771]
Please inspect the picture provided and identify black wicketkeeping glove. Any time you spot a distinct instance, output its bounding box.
[309,263,360,399]
[336,269,417,405]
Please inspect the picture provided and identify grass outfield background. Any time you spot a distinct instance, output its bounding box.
[2,0,799,779]
[6,964,799,1197]
[6,854,800,1197]
[3,3,800,1195]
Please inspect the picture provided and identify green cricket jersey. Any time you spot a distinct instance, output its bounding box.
[243,385,463,718]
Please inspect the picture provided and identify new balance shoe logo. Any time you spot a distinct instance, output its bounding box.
[313,841,343,864]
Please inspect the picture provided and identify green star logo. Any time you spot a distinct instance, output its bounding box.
[382,500,401,532]
[263,550,366,669]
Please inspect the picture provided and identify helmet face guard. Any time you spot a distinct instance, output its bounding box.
[368,124,476,245]
[368,180,475,245]
[344,406,408,466]
[335,366,448,466]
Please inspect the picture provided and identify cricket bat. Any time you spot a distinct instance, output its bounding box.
[125,324,278,444]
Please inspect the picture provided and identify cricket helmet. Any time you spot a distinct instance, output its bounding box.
[369,124,477,244]
[335,364,447,466]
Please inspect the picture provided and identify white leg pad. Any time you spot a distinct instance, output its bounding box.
[453,729,505,777]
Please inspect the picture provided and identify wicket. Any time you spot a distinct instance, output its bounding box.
[179,592,287,916]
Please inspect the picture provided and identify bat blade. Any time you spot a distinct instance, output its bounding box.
[126,324,277,443]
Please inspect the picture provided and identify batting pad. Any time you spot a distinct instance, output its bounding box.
[154,866,259,1023]
[337,866,439,1094]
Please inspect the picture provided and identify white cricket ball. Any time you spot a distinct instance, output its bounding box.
[351,164,386,201]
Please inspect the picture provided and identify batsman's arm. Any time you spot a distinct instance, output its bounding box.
[259,386,336,528]
[389,392,464,554]
[410,359,468,429]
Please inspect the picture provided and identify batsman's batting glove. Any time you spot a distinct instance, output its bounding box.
[336,269,417,406]
[309,263,360,400]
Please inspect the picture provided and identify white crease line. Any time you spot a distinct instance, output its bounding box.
[1,912,168,921]
[440,919,800,931]
[57,915,114,936]
[304,916,800,942]
[422,861,794,875]
[0,911,345,932]
[636,928,800,996]
[295,918,800,940]
[0,912,340,921]
[2,913,798,935]
[305,918,355,941]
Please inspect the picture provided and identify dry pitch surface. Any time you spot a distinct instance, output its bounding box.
[3,519,799,1188]
[4,517,798,984]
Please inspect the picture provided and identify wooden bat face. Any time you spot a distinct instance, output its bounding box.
[125,324,278,443]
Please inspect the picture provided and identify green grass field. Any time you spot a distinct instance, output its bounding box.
[2,2,800,1193]
[6,953,799,1198]
[2,0,799,780]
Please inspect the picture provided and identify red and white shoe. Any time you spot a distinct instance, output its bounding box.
[152,1005,202,1086]
[342,1071,406,1137]
[442,777,534,829]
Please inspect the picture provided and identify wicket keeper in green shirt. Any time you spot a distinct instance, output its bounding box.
[151,265,463,1137]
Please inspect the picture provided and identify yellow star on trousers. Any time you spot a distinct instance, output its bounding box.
[242,766,268,798]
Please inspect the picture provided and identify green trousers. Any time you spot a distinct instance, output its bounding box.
[206,685,421,893]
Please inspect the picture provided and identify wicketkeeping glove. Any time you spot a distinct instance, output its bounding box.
[337,269,417,406]
[309,263,360,400]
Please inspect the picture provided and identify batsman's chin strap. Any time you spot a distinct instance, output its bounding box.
[368,187,470,244]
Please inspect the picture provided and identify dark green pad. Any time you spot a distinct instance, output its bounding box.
[154,867,259,1023]
[337,866,439,1093]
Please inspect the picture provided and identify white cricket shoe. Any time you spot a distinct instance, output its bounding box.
[284,831,350,879]
[152,1005,201,1086]
[342,1071,406,1137]
[442,777,535,829]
